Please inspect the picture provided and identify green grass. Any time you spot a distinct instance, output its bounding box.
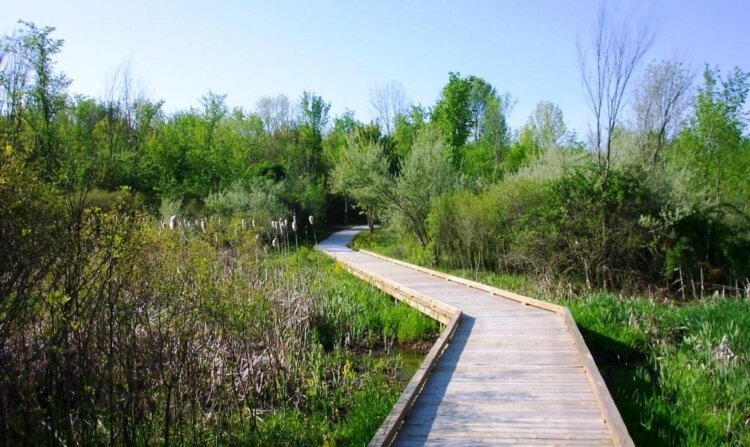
[275,247,440,349]
[353,227,750,446]
[246,246,439,445]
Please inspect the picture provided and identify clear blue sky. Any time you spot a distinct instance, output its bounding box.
[3,0,748,135]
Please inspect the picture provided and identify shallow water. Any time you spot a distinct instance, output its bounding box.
[394,345,425,382]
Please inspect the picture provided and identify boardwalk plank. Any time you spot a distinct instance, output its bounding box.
[318,228,632,447]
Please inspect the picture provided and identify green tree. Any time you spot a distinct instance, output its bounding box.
[322,110,358,170]
[473,93,512,179]
[431,72,472,162]
[671,66,749,210]
[297,91,330,176]
[329,132,392,231]
[467,75,496,141]
[393,127,456,246]
[392,104,426,161]
[0,21,70,179]
[527,101,567,152]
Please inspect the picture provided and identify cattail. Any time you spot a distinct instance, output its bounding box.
[169,215,177,230]
[308,215,315,225]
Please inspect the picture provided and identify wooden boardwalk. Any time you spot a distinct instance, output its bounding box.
[319,227,633,446]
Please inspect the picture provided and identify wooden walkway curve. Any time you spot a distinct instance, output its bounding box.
[319,227,633,447]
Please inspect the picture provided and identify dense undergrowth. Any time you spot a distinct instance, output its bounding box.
[353,228,750,446]
[0,163,438,446]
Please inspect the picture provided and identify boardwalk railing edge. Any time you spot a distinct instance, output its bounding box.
[319,251,462,446]
[368,311,461,447]
[357,248,634,447]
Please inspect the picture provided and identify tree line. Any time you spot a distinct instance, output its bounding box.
[330,12,750,296]
[2,17,749,297]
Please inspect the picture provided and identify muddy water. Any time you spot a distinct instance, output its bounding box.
[362,343,429,384]
[394,345,425,382]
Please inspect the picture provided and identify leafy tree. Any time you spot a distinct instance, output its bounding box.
[431,72,472,162]
[527,101,567,152]
[467,75,497,141]
[392,127,456,246]
[297,91,330,176]
[392,104,426,160]
[329,132,392,231]
[322,109,358,170]
[353,121,397,172]
[671,66,749,210]
[0,21,70,179]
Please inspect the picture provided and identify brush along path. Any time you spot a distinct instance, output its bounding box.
[318,227,632,447]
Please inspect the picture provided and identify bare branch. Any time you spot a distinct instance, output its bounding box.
[579,3,658,170]
[370,80,407,134]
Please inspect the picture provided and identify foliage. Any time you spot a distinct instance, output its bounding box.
[0,192,437,445]
[392,105,427,160]
[669,66,749,212]
[391,127,456,247]
[428,178,547,271]
[431,72,473,158]
[428,160,750,292]
[205,178,287,221]
[329,133,392,231]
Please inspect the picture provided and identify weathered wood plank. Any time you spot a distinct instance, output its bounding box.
[367,309,461,446]
[317,228,632,447]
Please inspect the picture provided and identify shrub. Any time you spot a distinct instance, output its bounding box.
[427,178,547,272]
[204,179,287,223]
[85,186,146,212]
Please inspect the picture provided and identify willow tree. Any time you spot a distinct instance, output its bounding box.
[328,133,391,232]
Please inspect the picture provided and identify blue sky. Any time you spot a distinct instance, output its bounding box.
[3,0,748,135]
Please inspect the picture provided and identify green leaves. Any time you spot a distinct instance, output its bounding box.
[670,66,749,211]
[431,72,474,161]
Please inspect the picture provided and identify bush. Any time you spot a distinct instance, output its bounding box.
[204,179,287,223]
[526,164,664,289]
[665,209,750,288]
[429,163,678,290]
[428,160,750,294]
[427,178,547,272]
[85,187,146,212]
